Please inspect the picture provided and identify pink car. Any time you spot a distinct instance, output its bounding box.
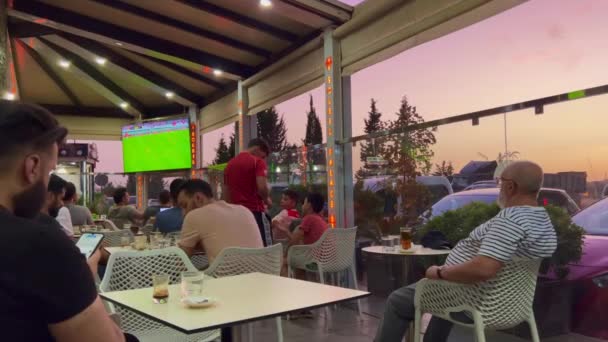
[570,198,608,339]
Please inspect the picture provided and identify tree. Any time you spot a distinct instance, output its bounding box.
[213,135,232,164]
[303,95,324,183]
[304,95,323,145]
[382,95,436,227]
[256,106,288,154]
[228,130,236,160]
[433,161,455,177]
[358,99,385,178]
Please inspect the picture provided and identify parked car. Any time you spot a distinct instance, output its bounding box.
[602,184,608,199]
[426,187,580,219]
[569,197,608,339]
[361,175,453,203]
[463,180,499,191]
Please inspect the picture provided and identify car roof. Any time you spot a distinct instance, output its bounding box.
[453,187,564,196]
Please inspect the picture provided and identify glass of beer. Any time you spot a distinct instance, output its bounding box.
[152,274,170,303]
[400,227,412,250]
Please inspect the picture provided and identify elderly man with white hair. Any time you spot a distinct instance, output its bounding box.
[375,161,557,342]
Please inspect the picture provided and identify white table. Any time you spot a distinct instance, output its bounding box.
[100,272,369,341]
[104,246,133,254]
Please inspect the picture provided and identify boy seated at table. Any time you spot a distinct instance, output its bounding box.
[277,192,327,249]
[277,193,328,319]
[271,190,300,241]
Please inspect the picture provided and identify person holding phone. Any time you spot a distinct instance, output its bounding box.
[0,101,130,342]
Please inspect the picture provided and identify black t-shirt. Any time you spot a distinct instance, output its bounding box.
[0,208,98,341]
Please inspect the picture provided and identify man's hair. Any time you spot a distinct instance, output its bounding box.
[0,101,67,169]
[283,189,299,203]
[306,193,324,213]
[169,178,186,203]
[248,138,270,156]
[179,179,213,199]
[48,174,67,195]
[63,182,77,201]
[113,187,128,205]
[159,190,171,204]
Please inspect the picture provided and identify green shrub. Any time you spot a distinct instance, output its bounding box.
[416,202,585,280]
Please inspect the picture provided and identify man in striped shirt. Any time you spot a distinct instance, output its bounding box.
[375,161,557,342]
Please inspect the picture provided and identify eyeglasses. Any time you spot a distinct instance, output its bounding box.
[498,177,517,187]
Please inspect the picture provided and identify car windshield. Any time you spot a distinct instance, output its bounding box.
[430,194,497,218]
[572,199,608,236]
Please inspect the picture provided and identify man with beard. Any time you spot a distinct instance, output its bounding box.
[0,101,127,341]
[374,161,557,342]
[38,174,74,237]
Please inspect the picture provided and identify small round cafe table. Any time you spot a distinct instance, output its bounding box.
[363,245,450,342]
[362,244,450,292]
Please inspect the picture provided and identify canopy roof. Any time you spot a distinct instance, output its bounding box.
[7,0,353,119]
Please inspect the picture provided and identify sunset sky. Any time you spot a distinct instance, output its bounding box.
[93,0,608,181]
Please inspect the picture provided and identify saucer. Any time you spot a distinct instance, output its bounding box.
[181,296,216,308]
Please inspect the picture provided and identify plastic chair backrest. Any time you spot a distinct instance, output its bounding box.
[205,244,282,278]
[310,227,357,273]
[473,258,541,328]
[104,219,122,231]
[99,230,134,247]
[100,247,197,292]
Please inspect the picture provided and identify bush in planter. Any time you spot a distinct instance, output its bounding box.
[353,181,384,241]
[415,202,585,280]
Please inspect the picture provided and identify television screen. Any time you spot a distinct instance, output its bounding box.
[122,118,192,173]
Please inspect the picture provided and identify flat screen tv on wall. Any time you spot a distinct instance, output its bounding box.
[122,118,192,173]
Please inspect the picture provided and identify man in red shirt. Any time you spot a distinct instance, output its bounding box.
[224,138,273,246]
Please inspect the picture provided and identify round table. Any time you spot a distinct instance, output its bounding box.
[362,245,450,296]
[362,245,450,257]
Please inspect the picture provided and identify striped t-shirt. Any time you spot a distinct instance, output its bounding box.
[445,206,557,266]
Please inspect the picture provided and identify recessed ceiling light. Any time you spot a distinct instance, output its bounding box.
[95,57,107,65]
[213,69,223,76]
[260,0,272,7]
[119,102,129,109]
[58,60,71,68]
[3,92,16,100]
[165,91,174,99]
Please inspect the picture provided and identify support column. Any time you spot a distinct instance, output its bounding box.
[188,105,201,178]
[136,173,148,210]
[323,29,353,228]
[237,80,257,153]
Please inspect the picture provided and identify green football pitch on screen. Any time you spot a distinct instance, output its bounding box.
[122,128,192,173]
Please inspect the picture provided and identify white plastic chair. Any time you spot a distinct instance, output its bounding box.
[101,219,121,231]
[287,227,361,314]
[413,258,542,342]
[100,247,219,342]
[205,244,284,342]
[140,224,154,236]
[99,230,134,247]
[191,253,209,270]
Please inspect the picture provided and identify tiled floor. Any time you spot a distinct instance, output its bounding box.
[251,294,604,342]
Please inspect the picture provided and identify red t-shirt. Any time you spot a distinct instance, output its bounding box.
[300,213,328,245]
[224,152,267,212]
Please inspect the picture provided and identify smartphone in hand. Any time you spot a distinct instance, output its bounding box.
[76,233,105,259]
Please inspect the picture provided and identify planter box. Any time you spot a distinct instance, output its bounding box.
[506,279,573,339]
